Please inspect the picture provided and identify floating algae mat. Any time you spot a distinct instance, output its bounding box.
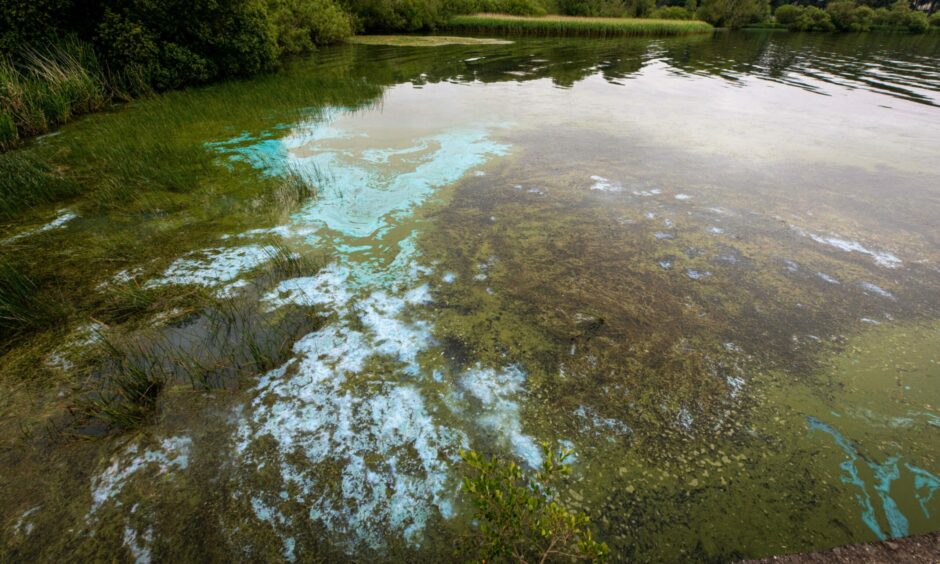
[2,33,940,561]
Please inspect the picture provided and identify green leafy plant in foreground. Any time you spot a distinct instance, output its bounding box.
[459,444,609,563]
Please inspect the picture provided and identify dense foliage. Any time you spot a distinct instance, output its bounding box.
[459,445,610,562]
[773,0,930,31]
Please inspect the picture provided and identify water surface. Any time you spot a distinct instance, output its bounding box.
[2,31,940,562]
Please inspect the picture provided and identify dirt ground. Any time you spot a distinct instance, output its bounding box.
[746,532,940,563]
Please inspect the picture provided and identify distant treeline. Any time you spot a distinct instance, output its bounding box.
[546,0,938,30]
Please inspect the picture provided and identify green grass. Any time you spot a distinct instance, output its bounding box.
[0,41,119,152]
[0,259,69,348]
[0,151,83,219]
[447,13,714,37]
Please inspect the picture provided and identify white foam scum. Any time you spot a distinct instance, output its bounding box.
[89,436,192,517]
[590,175,623,192]
[147,245,277,295]
[791,226,902,269]
[82,436,190,560]
[3,209,77,244]
[458,364,543,469]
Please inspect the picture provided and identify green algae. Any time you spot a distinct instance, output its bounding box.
[1,34,940,561]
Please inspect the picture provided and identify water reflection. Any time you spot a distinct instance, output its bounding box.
[330,32,940,105]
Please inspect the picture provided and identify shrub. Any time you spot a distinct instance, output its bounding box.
[793,5,835,30]
[268,0,353,55]
[825,1,875,31]
[931,11,940,27]
[906,10,929,32]
[0,0,75,54]
[463,0,549,15]
[94,0,280,90]
[774,3,804,26]
[853,5,875,30]
[872,0,929,31]
[556,0,620,16]
[342,0,450,32]
[651,5,694,18]
[697,0,765,28]
[826,1,853,30]
[459,444,609,562]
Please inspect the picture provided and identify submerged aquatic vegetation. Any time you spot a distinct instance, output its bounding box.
[447,14,714,36]
[0,151,82,219]
[1,35,940,561]
[79,343,166,430]
[0,259,69,348]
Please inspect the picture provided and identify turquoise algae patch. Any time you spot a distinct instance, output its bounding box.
[808,416,940,540]
[92,103,561,555]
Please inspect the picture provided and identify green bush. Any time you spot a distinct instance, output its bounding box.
[0,0,74,54]
[651,5,694,18]
[931,11,940,27]
[269,0,354,55]
[557,0,621,16]
[906,10,929,32]
[459,444,609,562]
[826,1,873,31]
[455,0,549,15]
[872,0,930,31]
[853,5,875,30]
[93,0,280,90]
[483,0,549,16]
[697,0,766,28]
[341,0,450,32]
[793,5,835,30]
[774,3,804,26]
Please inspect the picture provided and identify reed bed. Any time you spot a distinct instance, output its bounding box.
[0,41,125,152]
[447,13,714,37]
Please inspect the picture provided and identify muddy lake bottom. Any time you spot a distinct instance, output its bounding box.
[1,32,940,562]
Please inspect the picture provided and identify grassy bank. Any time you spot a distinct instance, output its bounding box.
[0,42,132,151]
[447,13,714,37]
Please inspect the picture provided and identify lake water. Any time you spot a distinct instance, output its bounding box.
[2,31,940,561]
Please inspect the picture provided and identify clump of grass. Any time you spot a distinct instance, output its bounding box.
[98,281,212,326]
[0,40,112,151]
[80,264,326,430]
[447,13,714,37]
[265,165,320,216]
[0,259,69,348]
[0,151,82,219]
[263,243,324,281]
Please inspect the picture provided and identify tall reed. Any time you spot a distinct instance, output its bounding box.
[447,13,714,37]
[0,40,113,151]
